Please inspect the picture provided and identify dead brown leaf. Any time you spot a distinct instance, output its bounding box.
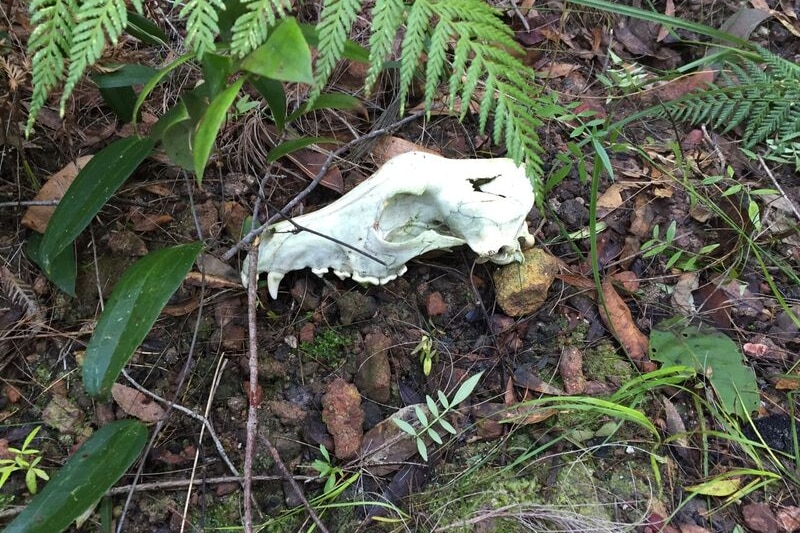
[129,208,173,232]
[22,156,93,233]
[559,346,586,394]
[776,506,800,532]
[111,383,166,423]
[286,146,344,194]
[657,0,676,42]
[598,278,651,366]
[371,136,439,166]
[513,365,564,396]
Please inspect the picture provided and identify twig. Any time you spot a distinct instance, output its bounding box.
[758,155,800,222]
[244,237,260,533]
[0,199,60,208]
[258,433,330,533]
[121,370,240,478]
[180,356,228,533]
[265,200,387,266]
[0,475,318,520]
[221,109,428,262]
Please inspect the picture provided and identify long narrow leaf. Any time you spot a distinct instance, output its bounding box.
[3,420,147,533]
[39,136,156,272]
[193,78,245,184]
[83,243,202,397]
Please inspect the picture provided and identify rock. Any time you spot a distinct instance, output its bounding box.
[493,248,559,316]
[742,502,778,533]
[425,292,447,317]
[267,400,307,427]
[107,230,148,256]
[356,331,392,403]
[335,292,377,325]
[321,378,364,460]
[43,395,84,433]
[558,198,589,228]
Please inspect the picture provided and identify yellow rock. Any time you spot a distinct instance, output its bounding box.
[493,248,560,316]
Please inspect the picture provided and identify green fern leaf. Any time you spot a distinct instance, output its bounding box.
[26,0,77,132]
[398,0,433,106]
[366,0,405,92]
[60,0,129,114]
[231,0,290,57]
[180,0,225,58]
[312,0,364,100]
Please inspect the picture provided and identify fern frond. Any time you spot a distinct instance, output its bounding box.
[366,0,405,92]
[655,46,800,149]
[397,0,433,106]
[26,0,77,132]
[311,0,363,100]
[230,0,290,57]
[60,0,128,114]
[180,0,225,58]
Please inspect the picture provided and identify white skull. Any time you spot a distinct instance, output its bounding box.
[244,151,535,298]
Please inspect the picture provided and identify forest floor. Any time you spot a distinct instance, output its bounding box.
[1,0,800,532]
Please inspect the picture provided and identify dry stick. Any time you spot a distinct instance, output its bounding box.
[758,155,800,222]
[180,356,228,533]
[121,369,240,478]
[221,108,428,263]
[244,243,259,533]
[0,199,60,208]
[0,476,318,521]
[257,432,330,533]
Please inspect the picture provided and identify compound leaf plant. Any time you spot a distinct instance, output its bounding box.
[19,0,562,530]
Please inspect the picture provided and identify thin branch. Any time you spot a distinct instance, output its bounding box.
[121,369,240,478]
[258,433,330,533]
[244,240,259,533]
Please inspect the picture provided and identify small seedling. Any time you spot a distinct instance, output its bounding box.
[393,372,483,461]
[0,426,50,494]
[310,445,344,495]
[412,335,438,376]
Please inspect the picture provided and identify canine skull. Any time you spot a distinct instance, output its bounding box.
[245,151,535,298]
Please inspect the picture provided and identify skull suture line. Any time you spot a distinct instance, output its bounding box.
[243,151,535,298]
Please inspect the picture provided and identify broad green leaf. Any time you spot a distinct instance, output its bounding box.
[685,477,742,496]
[3,420,147,533]
[438,418,457,435]
[90,64,159,88]
[250,76,286,132]
[427,427,443,445]
[97,86,137,123]
[83,243,202,397]
[437,390,450,409]
[451,371,483,406]
[150,101,190,142]
[193,78,245,184]
[267,137,339,163]
[163,119,195,171]
[201,53,235,98]
[241,18,313,84]
[27,233,75,297]
[298,23,369,63]
[650,319,759,417]
[417,439,428,461]
[425,396,439,418]
[393,418,416,436]
[126,11,168,45]
[414,406,428,427]
[39,136,156,272]
[286,93,362,122]
[133,53,195,128]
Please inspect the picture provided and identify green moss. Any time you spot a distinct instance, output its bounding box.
[299,328,351,366]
